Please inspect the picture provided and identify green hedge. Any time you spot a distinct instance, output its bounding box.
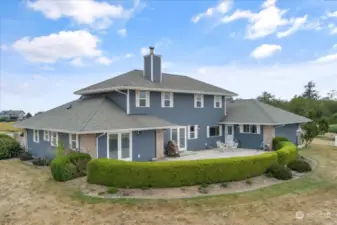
[50,152,91,181]
[87,152,278,188]
[0,135,22,159]
[272,136,290,150]
[276,141,297,165]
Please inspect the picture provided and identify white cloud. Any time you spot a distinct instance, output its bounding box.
[124,53,134,59]
[277,15,308,38]
[140,47,148,56]
[117,28,127,37]
[70,58,85,67]
[250,44,282,59]
[220,0,309,39]
[333,44,337,49]
[326,10,337,18]
[13,30,101,63]
[192,0,232,23]
[328,24,337,34]
[314,53,337,63]
[95,56,112,66]
[40,65,54,71]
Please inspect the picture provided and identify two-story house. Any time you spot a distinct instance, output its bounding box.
[0,110,25,121]
[16,47,310,161]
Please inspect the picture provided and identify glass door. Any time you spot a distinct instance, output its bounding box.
[108,134,118,159]
[120,133,131,160]
[170,127,187,151]
[108,132,132,161]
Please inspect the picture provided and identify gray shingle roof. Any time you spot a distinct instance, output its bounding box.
[74,69,237,96]
[220,99,311,125]
[15,96,179,133]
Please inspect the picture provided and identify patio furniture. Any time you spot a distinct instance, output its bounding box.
[216,141,227,152]
[226,141,238,151]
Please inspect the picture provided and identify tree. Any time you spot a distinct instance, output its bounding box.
[302,81,319,100]
[55,139,65,158]
[26,113,32,118]
[325,90,337,100]
[257,91,275,104]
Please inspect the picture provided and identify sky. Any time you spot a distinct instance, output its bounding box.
[0,0,337,114]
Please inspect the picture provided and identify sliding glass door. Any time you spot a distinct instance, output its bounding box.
[108,132,132,161]
[170,127,187,151]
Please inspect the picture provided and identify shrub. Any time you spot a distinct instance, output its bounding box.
[288,159,312,172]
[87,152,278,188]
[198,186,209,194]
[272,137,290,150]
[107,187,118,194]
[55,139,65,157]
[32,158,51,166]
[19,152,33,161]
[220,182,228,188]
[266,164,293,180]
[275,142,297,165]
[67,152,91,176]
[50,156,77,181]
[328,125,337,133]
[0,136,22,159]
[246,180,252,185]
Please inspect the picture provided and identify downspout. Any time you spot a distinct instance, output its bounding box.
[96,132,107,158]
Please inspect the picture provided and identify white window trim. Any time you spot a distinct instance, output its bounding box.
[33,129,39,143]
[50,131,59,147]
[188,125,198,139]
[43,130,49,141]
[207,125,222,138]
[107,132,133,161]
[194,94,204,108]
[135,90,150,107]
[69,133,79,151]
[240,124,261,134]
[161,92,174,108]
[214,96,222,108]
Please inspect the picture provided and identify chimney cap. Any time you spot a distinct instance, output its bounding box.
[149,46,154,54]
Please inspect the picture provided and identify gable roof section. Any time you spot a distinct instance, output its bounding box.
[74,69,237,96]
[220,99,311,125]
[15,96,179,133]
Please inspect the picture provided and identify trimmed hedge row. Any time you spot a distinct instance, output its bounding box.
[50,152,91,181]
[275,141,297,165]
[87,152,278,188]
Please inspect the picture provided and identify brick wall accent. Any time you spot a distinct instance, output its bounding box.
[79,134,97,158]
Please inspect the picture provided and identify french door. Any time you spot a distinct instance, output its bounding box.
[108,132,132,161]
[171,127,187,151]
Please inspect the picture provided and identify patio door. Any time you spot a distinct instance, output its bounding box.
[171,127,187,151]
[225,125,234,144]
[108,132,132,161]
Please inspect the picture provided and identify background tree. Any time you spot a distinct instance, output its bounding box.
[302,81,319,100]
[26,113,32,118]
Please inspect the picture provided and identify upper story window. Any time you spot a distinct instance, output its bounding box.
[33,129,39,143]
[241,125,260,134]
[136,91,150,107]
[194,94,204,108]
[51,131,58,147]
[69,134,79,151]
[161,92,174,107]
[43,130,49,141]
[207,125,222,137]
[214,96,222,108]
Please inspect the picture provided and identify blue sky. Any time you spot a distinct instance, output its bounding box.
[1,0,337,114]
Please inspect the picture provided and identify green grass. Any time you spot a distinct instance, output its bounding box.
[0,122,23,132]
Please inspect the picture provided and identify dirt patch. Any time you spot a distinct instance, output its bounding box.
[1,143,337,225]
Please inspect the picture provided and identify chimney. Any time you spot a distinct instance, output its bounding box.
[143,46,162,83]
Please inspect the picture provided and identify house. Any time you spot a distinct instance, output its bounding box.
[15,47,310,161]
[0,110,25,121]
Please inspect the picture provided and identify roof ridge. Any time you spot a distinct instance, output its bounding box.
[79,97,107,132]
[253,99,277,124]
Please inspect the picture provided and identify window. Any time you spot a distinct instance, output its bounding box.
[161,92,173,107]
[194,94,204,108]
[43,130,49,141]
[108,132,132,161]
[33,129,39,143]
[50,132,58,147]
[69,134,79,150]
[136,91,150,107]
[207,125,222,137]
[188,125,198,139]
[214,96,222,108]
[241,125,260,134]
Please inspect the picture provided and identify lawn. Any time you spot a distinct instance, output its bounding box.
[1,140,337,225]
[0,122,22,132]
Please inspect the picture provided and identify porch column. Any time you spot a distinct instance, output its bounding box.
[155,129,165,159]
[263,125,274,150]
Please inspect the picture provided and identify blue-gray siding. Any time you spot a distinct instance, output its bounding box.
[26,129,69,159]
[233,125,264,149]
[107,92,127,112]
[275,123,299,144]
[97,133,107,158]
[132,130,156,161]
[129,90,225,150]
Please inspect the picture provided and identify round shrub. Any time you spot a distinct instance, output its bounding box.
[87,152,278,188]
[288,159,312,172]
[50,156,77,181]
[0,137,22,159]
[19,152,33,161]
[272,137,289,150]
[266,164,293,180]
[67,152,91,176]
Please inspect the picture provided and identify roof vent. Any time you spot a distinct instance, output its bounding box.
[66,105,72,110]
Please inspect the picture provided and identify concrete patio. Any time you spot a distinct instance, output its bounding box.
[162,148,266,161]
